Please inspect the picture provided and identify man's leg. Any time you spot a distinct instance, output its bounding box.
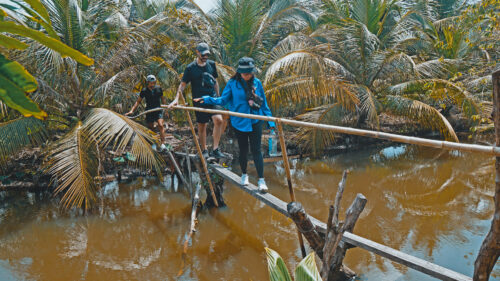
[157,118,166,144]
[211,114,224,150]
[197,122,208,151]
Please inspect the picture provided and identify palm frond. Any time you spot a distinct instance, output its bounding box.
[387,78,480,117]
[357,85,380,128]
[0,117,48,169]
[82,108,164,177]
[293,103,357,155]
[45,122,99,209]
[265,75,358,111]
[385,95,458,141]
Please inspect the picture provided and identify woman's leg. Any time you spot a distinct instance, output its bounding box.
[249,122,264,178]
[235,128,249,174]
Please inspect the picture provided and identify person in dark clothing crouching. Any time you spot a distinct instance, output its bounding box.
[126,75,167,151]
[194,57,275,192]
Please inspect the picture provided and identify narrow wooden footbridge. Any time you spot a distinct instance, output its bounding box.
[149,73,499,281]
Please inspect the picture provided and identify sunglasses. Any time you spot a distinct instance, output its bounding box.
[201,53,210,57]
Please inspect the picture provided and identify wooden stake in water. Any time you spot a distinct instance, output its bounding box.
[177,94,218,207]
[474,69,500,280]
[276,120,307,258]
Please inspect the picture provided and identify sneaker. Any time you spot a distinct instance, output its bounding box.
[241,174,249,186]
[211,148,225,159]
[258,178,268,193]
[202,150,209,159]
[151,144,157,151]
[160,144,167,151]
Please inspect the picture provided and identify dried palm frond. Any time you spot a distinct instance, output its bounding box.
[83,108,164,177]
[384,95,458,141]
[293,103,357,155]
[0,117,48,170]
[45,123,99,209]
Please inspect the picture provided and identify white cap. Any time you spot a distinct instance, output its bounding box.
[146,75,156,82]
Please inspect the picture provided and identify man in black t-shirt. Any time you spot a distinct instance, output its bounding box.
[169,43,225,159]
[126,75,167,151]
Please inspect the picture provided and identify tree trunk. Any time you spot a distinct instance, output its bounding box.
[474,70,500,281]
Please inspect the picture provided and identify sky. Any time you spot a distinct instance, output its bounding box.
[0,0,218,12]
[193,0,217,13]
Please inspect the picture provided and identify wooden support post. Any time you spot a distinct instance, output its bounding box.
[287,201,325,258]
[322,170,348,280]
[276,120,307,258]
[183,183,202,254]
[474,70,500,281]
[177,94,218,207]
[185,145,193,199]
[328,193,367,280]
[166,150,189,187]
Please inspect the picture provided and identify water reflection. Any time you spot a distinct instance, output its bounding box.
[0,145,498,280]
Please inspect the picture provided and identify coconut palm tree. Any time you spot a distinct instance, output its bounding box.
[1,0,211,209]
[263,0,483,152]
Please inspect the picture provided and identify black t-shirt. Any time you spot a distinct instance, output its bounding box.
[139,86,163,109]
[182,60,218,99]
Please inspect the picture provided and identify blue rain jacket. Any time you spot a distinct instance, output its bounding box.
[202,77,275,132]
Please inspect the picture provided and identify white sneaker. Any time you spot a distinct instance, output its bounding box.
[160,144,167,151]
[151,144,157,151]
[241,174,249,186]
[258,178,268,193]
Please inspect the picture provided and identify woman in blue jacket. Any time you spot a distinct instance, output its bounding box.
[194,57,275,192]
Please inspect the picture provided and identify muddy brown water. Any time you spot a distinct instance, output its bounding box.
[0,145,499,280]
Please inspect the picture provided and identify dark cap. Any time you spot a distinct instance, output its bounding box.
[196,42,210,55]
[237,57,255,73]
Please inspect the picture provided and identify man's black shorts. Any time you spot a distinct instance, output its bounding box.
[145,110,163,123]
[193,102,222,124]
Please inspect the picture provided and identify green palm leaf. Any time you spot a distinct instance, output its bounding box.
[46,123,99,209]
[82,108,164,178]
[0,21,93,65]
[387,78,480,117]
[0,53,47,119]
[0,117,47,170]
[265,247,293,281]
[0,34,29,49]
[295,251,322,281]
[385,95,458,141]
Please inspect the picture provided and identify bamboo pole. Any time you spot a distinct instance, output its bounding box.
[176,95,218,207]
[276,120,307,258]
[158,105,500,156]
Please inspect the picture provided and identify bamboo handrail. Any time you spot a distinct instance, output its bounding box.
[141,105,500,156]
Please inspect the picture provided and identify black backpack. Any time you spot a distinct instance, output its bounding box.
[201,61,217,90]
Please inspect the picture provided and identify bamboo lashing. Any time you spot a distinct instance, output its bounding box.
[276,120,307,257]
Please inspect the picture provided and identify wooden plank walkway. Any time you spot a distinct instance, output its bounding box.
[209,163,472,281]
